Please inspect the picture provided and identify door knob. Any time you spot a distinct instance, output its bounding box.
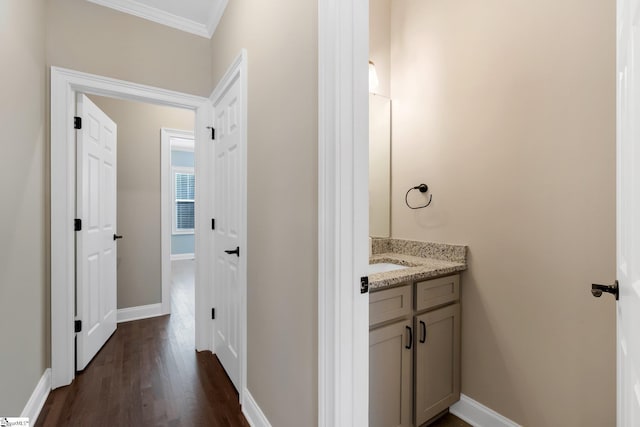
[113,234,123,241]
[591,280,619,300]
[224,246,240,257]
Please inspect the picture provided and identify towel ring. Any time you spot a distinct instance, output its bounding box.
[405,184,432,209]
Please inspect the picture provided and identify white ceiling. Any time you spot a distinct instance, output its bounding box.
[87,0,228,38]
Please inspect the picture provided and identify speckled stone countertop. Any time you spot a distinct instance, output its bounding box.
[369,238,468,291]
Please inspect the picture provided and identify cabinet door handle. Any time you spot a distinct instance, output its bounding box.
[405,326,413,349]
[420,320,426,343]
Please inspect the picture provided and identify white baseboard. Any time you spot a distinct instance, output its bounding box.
[450,394,521,427]
[171,253,195,261]
[117,303,164,323]
[242,389,271,427]
[21,368,51,422]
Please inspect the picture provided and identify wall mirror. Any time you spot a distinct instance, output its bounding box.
[369,93,391,238]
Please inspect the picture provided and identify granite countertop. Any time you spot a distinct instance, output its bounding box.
[369,238,468,291]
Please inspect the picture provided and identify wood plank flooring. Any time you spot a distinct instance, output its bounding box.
[427,412,472,427]
[37,260,249,427]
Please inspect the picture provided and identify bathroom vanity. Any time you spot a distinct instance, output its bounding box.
[368,239,467,427]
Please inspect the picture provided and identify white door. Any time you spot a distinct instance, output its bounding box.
[618,0,640,423]
[76,94,118,371]
[212,74,244,390]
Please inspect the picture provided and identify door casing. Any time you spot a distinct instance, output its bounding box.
[616,0,640,423]
[50,67,213,390]
[317,0,370,425]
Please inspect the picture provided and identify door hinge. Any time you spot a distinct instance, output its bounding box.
[74,116,82,129]
[74,320,82,333]
[360,276,369,294]
[74,218,82,231]
[211,218,216,230]
[211,308,216,319]
[207,126,215,140]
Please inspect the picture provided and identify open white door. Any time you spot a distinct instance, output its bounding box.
[211,61,246,392]
[617,0,640,423]
[76,94,118,371]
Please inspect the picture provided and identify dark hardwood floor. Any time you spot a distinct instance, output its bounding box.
[427,412,472,427]
[37,260,249,427]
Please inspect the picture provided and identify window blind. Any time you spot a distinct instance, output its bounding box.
[175,172,195,231]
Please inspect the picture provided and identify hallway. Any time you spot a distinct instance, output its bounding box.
[36,260,248,426]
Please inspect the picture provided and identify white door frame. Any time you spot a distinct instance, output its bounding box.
[50,67,213,389]
[160,128,195,315]
[317,0,370,426]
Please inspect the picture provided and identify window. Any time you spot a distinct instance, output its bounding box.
[173,167,195,234]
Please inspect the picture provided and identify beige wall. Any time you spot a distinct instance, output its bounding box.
[0,0,48,415]
[370,0,391,97]
[89,95,194,309]
[46,0,212,96]
[210,1,318,426]
[389,0,616,425]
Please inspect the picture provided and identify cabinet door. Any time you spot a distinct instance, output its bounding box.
[370,320,413,427]
[414,303,461,426]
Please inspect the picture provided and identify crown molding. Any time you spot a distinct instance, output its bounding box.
[87,0,227,39]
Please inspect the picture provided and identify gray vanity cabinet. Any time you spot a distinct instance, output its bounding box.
[370,274,461,427]
[414,303,461,426]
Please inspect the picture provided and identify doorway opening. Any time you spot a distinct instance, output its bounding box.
[73,92,198,371]
[51,59,249,412]
[161,127,196,319]
[50,67,215,391]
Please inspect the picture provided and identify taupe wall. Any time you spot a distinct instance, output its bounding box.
[46,0,212,96]
[389,0,616,425]
[210,1,318,426]
[89,96,194,309]
[0,0,48,415]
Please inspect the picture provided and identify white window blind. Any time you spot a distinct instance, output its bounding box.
[174,170,195,233]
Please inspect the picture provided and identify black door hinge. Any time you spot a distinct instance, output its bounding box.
[211,218,216,230]
[207,126,215,140]
[211,308,216,319]
[74,116,82,129]
[75,320,82,333]
[74,218,82,231]
[360,276,369,294]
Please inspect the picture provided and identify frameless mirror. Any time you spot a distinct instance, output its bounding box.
[369,94,391,238]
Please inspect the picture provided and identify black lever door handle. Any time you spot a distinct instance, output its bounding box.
[405,326,413,350]
[113,234,123,241]
[420,320,426,343]
[224,246,240,257]
[592,281,619,300]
